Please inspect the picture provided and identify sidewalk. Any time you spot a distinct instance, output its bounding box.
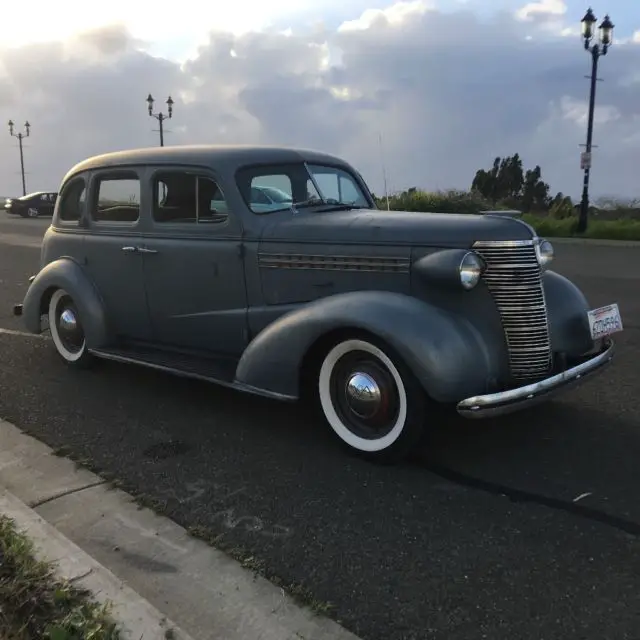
[0,419,360,640]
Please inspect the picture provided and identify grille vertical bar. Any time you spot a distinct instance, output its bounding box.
[473,240,552,381]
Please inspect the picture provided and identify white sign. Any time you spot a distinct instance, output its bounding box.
[580,152,592,170]
[587,303,623,340]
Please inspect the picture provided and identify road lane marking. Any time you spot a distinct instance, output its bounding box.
[0,327,48,339]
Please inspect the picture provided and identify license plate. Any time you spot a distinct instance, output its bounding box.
[587,303,623,340]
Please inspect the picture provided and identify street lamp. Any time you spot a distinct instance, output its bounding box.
[8,120,31,197]
[146,94,174,147]
[577,8,614,233]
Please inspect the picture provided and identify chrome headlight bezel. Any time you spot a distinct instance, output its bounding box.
[535,237,554,269]
[459,251,485,290]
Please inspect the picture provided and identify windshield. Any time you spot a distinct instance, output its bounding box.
[236,162,372,214]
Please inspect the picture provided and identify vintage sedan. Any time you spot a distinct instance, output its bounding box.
[5,191,58,217]
[13,145,623,462]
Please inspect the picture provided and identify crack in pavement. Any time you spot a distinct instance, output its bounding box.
[29,480,109,508]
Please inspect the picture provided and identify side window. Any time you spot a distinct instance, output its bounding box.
[58,179,86,222]
[253,175,293,201]
[250,187,271,205]
[153,171,228,224]
[245,174,294,213]
[93,175,140,223]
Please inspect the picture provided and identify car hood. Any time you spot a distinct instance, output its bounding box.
[259,208,534,247]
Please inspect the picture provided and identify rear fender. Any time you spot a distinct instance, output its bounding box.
[235,290,491,403]
[22,258,110,348]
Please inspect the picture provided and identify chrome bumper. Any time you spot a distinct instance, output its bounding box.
[457,339,615,419]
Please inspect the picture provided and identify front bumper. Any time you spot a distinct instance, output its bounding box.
[457,338,615,418]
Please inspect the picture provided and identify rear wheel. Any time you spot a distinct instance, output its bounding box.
[48,289,94,367]
[317,338,425,463]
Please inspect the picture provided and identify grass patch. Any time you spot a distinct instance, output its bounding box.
[0,515,120,640]
[521,214,640,241]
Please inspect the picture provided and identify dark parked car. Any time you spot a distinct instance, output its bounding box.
[13,145,623,462]
[5,192,58,217]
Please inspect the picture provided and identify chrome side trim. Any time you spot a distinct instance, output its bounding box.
[258,252,410,273]
[457,339,615,419]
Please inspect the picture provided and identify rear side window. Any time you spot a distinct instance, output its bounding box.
[153,171,229,224]
[93,174,140,223]
[58,179,86,222]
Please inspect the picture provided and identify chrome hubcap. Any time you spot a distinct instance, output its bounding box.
[345,372,382,419]
[56,304,84,352]
[59,309,78,332]
[329,349,400,440]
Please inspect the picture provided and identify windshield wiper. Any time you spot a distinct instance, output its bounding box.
[313,203,365,213]
[290,197,326,210]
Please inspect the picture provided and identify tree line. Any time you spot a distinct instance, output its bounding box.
[471,154,574,218]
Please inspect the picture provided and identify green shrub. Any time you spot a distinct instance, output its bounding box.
[549,196,575,220]
[377,189,496,214]
[371,189,640,241]
[521,214,640,241]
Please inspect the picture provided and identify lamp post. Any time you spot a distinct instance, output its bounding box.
[146,94,174,147]
[577,8,614,233]
[8,120,30,197]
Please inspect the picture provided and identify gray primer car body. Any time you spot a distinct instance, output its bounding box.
[16,145,616,458]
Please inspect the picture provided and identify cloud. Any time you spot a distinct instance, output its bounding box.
[0,2,638,201]
[516,0,567,22]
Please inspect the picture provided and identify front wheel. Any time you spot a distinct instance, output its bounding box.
[48,289,94,367]
[318,338,425,463]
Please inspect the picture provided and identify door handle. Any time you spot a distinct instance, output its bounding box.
[121,246,138,253]
[137,247,158,254]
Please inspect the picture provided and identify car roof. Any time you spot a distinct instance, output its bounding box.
[62,144,353,183]
[18,191,55,200]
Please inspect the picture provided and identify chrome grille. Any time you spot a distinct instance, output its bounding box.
[473,240,552,381]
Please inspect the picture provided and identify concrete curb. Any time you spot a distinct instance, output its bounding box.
[0,488,194,640]
[0,419,361,640]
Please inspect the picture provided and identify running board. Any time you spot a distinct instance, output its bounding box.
[89,347,297,403]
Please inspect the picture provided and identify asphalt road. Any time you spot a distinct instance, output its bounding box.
[1,214,640,640]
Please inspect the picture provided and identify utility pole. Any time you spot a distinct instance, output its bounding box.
[577,8,614,233]
[146,94,174,147]
[8,120,31,196]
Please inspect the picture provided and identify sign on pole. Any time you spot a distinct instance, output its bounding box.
[580,151,592,170]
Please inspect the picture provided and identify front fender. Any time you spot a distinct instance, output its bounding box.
[235,291,492,403]
[543,270,593,356]
[22,258,110,348]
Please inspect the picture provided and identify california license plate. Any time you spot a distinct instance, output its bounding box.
[587,303,623,340]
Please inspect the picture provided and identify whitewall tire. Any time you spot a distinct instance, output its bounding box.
[318,338,425,462]
[48,289,93,367]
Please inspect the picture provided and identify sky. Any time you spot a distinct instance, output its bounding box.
[0,0,638,201]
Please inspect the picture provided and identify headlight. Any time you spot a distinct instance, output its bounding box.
[536,238,554,269]
[459,251,485,290]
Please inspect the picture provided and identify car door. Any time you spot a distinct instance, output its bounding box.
[141,167,248,357]
[38,193,53,216]
[82,169,153,341]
